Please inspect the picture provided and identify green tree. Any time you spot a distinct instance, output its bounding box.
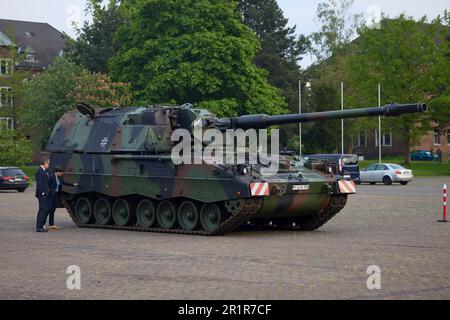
[65,0,125,73]
[238,0,307,104]
[0,129,32,166]
[429,93,450,134]
[308,0,361,62]
[302,83,342,154]
[20,57,133,149]
[348,15,450,164]
[109,0,286,117]
[299,0,361,153]
[238,0,308,148]
[21,57,82,149]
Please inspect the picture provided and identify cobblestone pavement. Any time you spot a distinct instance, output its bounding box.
[0,177,449,300]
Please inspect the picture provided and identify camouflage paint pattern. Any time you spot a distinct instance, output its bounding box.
[46,102,427,234]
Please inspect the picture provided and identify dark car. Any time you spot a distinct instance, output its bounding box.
[307,154,361,184]
[0,167,29,192]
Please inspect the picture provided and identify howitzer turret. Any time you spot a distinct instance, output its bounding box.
[46,101,427,236]
[207,103,428,130]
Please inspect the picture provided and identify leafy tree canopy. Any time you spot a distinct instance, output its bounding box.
[65,0,125,73]
[302,83,342,154]
[308,0,361,62]
[430,94,450,131]
[238,0,309,149]
[347,14,450,163]
[109,0,286,117]
[20,57,133,149]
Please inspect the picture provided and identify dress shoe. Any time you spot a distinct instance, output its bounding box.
[36,228,48,233]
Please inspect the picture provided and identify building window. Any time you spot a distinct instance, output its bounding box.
[0,59,12,75]
[352,130,366,147]
[0,87,13,107]
[0,117,14,130]
[375,129,392,147]
[433,128,441,146]
[447,129,450,145]
[25,52,36,62]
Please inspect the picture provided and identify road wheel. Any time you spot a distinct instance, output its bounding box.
[178,201,199,231]
[136,199,156,228]
[383,176,393,185]
[400,181,409,185]
[17,188,26,193]
[200,203,223,232]
[112,199,132,226]
[157,201,177,229]
[75,197,93,224]
[94,197,112,225]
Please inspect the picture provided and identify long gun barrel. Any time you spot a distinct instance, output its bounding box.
[217,103,427,130]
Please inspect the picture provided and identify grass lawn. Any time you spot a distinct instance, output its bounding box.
[359,157,450,176]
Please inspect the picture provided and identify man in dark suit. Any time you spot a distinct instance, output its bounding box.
[35,159,51,232]
[47,165,78,230]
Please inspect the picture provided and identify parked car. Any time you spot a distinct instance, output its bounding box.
[360,163,413,185]
[307,154,361,184]
[410,150,437,161]
[0,167,29,192]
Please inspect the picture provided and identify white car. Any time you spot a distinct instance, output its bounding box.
[360,163,413,185]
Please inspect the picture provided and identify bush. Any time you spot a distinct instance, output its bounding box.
[0,129,32,167]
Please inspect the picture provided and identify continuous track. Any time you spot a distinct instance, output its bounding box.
[61,194,347,235]
[61,195,263,236]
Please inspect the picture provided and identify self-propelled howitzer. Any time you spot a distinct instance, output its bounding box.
[46,102,427,235]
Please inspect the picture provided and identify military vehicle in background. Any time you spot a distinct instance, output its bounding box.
[46,102,427,235]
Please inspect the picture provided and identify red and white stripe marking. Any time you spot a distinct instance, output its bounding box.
[250,182,270,196]
[443,184,447,221]
[338,180,356,194]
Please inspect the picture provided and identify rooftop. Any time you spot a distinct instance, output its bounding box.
[0,19,67,70]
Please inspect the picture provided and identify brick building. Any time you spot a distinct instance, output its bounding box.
[0,19,66,130]
[350,127,450,161]
[415,127,450,161]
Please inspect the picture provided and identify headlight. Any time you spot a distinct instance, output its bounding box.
[241,166,248,175]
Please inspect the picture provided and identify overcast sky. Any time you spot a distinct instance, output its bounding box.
[1,0,448,67]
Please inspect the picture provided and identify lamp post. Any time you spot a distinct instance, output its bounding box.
[341,82,344,155]
[378,83,382,163]
[299,80,302,156]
